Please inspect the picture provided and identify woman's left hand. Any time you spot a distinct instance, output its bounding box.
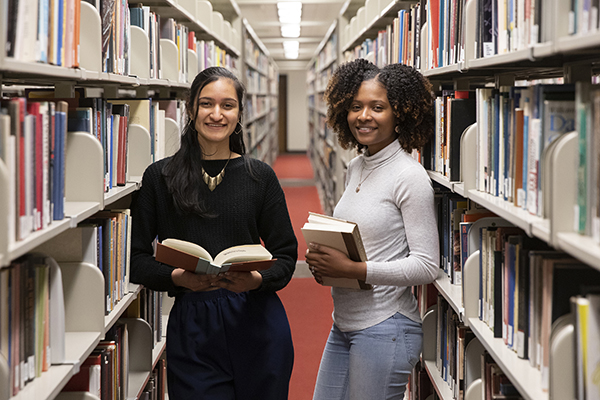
[305,243,367,282]
[211,270,263,293]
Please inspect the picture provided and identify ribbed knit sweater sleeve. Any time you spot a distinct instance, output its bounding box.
[129,157,298,295]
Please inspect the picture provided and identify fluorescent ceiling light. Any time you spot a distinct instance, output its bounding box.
[277,2,302,12]
[283,41,299,59]
[283,41,299,51]
[278,2,302,34]
[281,24,300,38]
[278,13,301,24]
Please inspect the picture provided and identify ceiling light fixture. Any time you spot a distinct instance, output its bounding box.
[283,41,299,59]
[281,24,301,38]
[278,2,302,39]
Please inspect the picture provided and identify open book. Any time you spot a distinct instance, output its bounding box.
[155,238,275,275]
[301,212,372,290]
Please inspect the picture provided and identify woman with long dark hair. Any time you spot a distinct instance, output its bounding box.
[130,67,297,399]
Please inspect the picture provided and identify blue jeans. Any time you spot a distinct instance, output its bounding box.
[312,312,422,400]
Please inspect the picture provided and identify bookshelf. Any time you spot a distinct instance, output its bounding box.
[309,0,600,399]
[241,18,280,165]
[0,0,244,399]
[307,20,348,215]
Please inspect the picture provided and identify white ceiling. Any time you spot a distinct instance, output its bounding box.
[211,0,358,69]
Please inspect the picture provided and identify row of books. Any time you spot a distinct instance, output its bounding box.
[576,82,600,243]
[61,285,165,399]
[472,84,575,218]
[127,286,164,347]
[62,322,130,399]
[435,190,496,286]
[35,209,132,315]
[474,217,600,392]
[426,90,477,182]
[139,358,167,400]
[245,68,270,95]
[435,296,478,400]
[6,0,81,67]
[0,254,65,396]
[244,36,270,75]
[0,97,69,243]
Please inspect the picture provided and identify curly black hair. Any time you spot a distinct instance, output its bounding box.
[324,59,435,153]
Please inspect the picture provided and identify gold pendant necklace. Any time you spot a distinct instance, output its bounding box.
[202,152,231,191]
[355,161,376,193]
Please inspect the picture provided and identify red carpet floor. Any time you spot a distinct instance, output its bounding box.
[272,152,333,400]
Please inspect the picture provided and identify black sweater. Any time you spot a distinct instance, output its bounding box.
[130,156,298,295]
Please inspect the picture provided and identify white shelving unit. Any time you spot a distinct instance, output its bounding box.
[0,0,241,398]
[309,0,600,399]
[241,19,280,165]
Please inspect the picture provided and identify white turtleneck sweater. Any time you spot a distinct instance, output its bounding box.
[332,139,439,332]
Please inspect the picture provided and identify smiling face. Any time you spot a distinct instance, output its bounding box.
[194,77,240,157]
[347,78,397,155]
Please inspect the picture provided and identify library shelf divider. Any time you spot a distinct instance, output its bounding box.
[79,1,103,74]
[164,118,181,158]
[548,131,578,247]
[549,314,576,400]
[462,250,480,328]
[459,123,477,193]
[127,124,152,180]
[159,39,180,82]
[130,26,151,80]
[464,378,482,400]
[188,49,198,84]
[120,318,153,400]
[65,131,105,226]
[464,337,485,390]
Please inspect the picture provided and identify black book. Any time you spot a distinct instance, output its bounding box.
[448,94,476,182]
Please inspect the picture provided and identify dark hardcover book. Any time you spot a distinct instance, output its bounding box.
[129,5,144,28]
[448,93,476,181]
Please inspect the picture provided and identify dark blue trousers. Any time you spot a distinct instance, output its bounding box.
[166,289,294,399]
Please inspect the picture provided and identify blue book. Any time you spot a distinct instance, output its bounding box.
[37,0,50,62]
[57,0,64,66]
[506,236,520,349]
[53,110,66,220]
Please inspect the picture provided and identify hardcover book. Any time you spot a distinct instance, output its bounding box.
[155,238,276,275]
[301,212,372,290]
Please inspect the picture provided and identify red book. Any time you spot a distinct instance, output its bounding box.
[26,102,43,231]
[62,353,102,395]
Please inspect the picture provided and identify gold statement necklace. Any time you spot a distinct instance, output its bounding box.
[201,152,232,191]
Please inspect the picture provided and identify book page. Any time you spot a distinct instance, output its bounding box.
[162,238,212,261]
[214,245,272,266]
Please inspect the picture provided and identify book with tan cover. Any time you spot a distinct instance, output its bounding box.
[301,212,372,290]
[155,238,275,275]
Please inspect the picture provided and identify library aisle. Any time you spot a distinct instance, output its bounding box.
[272,153,333,400]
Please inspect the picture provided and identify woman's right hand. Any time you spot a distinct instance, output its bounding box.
[171,268,220,291]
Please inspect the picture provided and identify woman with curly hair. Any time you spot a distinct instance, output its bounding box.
[305,59,439,400]
[130,66,297,399]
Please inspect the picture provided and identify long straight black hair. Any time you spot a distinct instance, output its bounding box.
[163,67,248,216]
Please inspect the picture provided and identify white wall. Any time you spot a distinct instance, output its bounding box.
[281,69,308,152]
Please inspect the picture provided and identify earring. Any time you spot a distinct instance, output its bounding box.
[395,126,399,133]
[235,121,244,135]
